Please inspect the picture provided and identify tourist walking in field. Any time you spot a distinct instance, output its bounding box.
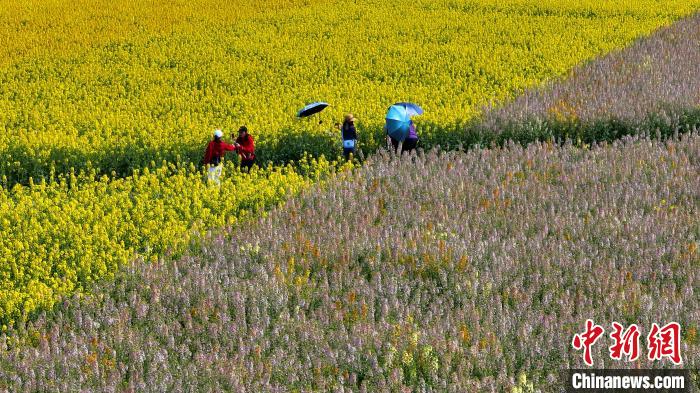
[386,121,418,154]
[204,129,237,185]
[340,114,358,160]
[385,103,422,155]
[234,126,256,171]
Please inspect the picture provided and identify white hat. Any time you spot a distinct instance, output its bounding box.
[213,129,223,138]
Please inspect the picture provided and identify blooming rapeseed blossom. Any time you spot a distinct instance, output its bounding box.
[0,0,698,343]
[0,158,343,326]
[1,0,698,185]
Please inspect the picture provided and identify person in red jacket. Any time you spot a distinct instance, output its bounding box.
[204,129,236,165]
[203,129,236,185]
[234,126,256,171]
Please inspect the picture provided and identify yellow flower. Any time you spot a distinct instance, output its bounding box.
[401,351,413,366]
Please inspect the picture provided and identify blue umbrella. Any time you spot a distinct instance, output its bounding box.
[385,105,411,142]
[394,102,424,117]
[297,102,329,118]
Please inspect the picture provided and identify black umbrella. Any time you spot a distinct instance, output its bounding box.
[297,102,329,118]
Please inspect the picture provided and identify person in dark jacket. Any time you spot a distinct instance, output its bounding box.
[204,129,236,185]
[234,126,256,171]
[340,113,357,160]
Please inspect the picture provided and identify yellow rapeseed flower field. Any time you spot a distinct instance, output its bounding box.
[1,0,699,181]
[0,157,346,327]
[0,0,699,325]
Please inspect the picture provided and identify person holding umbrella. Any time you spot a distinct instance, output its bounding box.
[203,129,237,185]
[339,113,358,160]
[388,121,419,153]
[385,103,423,154]
[234,126,256,171]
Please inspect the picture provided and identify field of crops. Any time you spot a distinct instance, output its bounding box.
[0,0,699,368]
[2,135,697,391]
[3,0,700,183]
[471,13,700,149]
[0,158,347,327]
